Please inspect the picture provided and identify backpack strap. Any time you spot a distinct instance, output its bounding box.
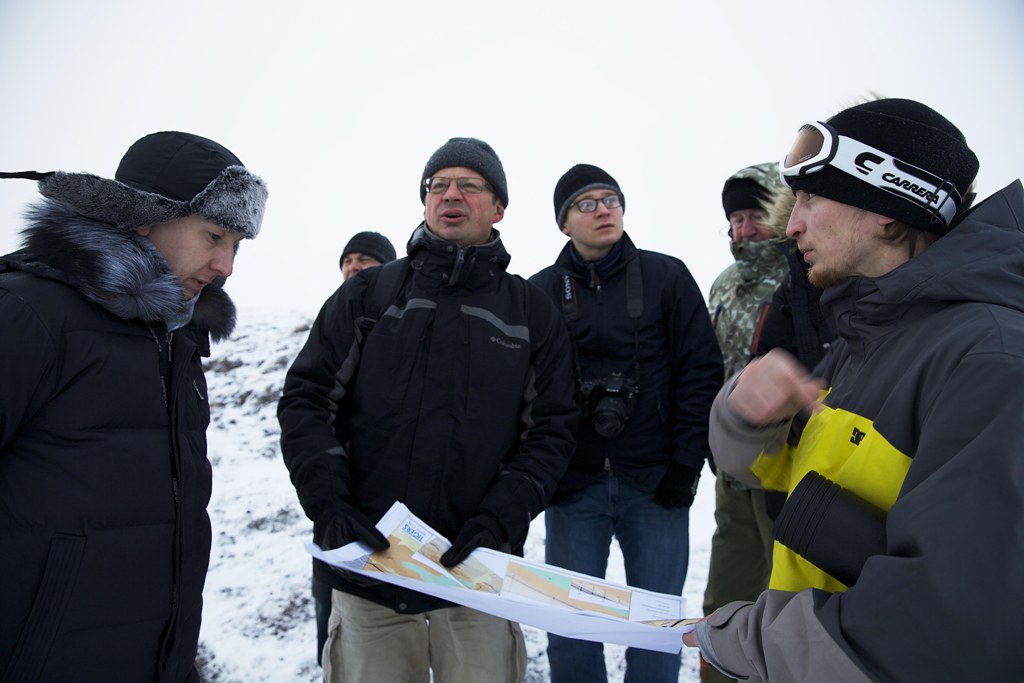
[559,256,643,320]
[558,254,644,383]
[354,257,411,345]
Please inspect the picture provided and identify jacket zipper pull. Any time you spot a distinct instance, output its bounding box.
[450,247,466,284]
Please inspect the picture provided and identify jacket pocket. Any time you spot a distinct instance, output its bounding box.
[2,533,86,683]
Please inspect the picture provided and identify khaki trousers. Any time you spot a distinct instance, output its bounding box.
[323,590,526,683]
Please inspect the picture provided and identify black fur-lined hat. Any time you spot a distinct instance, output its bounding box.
[31,131,267,239]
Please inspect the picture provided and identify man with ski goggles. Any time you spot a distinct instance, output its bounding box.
[780,119,963,229]
[685,98,1024,682]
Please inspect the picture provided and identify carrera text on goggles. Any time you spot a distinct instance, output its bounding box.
[573,195,622,213]
[780,121,962,229]
[423,176,492,195]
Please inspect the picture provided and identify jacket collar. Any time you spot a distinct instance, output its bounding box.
[556,232,639,281]
[406,222,511,290]
[821,180,1024,352]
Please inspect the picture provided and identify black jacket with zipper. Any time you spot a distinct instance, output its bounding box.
[529,233,723,495]
[279,224,578,614]
[0,200,234,683]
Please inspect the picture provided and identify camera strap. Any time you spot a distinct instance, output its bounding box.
[559,257,643,321]
[560,256,644,384]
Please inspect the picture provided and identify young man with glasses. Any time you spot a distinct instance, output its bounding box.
[279,137,577,682]
[685,98,1024,681]
[529,163,723,683]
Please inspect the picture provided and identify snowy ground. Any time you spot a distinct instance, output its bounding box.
[197,309,715,682]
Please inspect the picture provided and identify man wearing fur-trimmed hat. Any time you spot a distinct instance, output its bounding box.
[0,131,267,681]
[279,137,576,682]
[529,163,723,683]
[685,98,1024,681]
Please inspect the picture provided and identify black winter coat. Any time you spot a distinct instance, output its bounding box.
[529,234,723,494]
[0,201,234,683]
[279,224,578,614]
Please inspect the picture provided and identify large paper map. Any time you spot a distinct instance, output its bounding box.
[307,502,697,654]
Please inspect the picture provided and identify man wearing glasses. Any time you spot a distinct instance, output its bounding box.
[685,99,1024,681]
[530,164,723,683]
[279,137,577,682]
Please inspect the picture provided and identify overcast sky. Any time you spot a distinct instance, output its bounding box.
[2,0,1021,317]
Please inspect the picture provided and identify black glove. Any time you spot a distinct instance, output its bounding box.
[653,463,700,509]
[438,472,545,567]
[439,514,503,568]
[317,503,390,552]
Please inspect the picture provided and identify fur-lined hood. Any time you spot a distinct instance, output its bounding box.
[1,199,236,340]
[764,185,796,239]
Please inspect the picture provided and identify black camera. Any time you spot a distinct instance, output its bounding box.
[578,372,639,438]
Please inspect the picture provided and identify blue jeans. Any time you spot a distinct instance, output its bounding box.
[545,475,689,683]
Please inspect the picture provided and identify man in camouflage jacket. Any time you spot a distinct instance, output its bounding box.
[702,162,787,683]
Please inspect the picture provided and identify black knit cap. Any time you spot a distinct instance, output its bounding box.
[722,178,770,218]
[785,98,979,234]
[339,231,397,270]
[420,137,508,207]
[553,164,624,229]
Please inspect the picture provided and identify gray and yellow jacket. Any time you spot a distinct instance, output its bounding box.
[702,181,1024,682]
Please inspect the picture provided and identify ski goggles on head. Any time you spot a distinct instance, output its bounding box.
[780,121,962,229]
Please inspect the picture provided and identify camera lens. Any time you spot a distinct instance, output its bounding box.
[592,396,629,438]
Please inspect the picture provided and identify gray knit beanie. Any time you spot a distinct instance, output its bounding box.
[420,137,508,207]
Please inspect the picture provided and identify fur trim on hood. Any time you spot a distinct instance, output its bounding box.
[8,199,237,340]
[765,185,796,239]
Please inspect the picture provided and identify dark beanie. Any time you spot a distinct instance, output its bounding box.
[553,164,624,229]
[339,231,397,269]
[785,98,979,234]
[420,137,508,207]
[722,178,770,218]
